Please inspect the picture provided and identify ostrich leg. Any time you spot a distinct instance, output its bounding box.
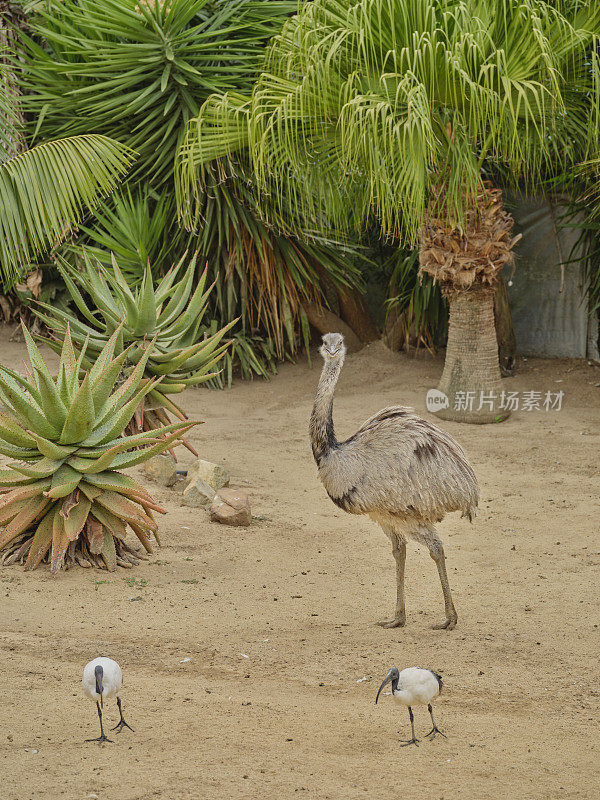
[422,525,458,630]
[377,527,406,628]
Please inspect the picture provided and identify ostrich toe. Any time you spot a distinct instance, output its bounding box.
[377,616,406,628]
[431,613,457,630]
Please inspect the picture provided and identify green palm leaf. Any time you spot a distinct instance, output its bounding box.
[71,186,188,284]
[20,0,298,186]
[0,134,135,287]
[0,58,20,163]
[178,0,600,242]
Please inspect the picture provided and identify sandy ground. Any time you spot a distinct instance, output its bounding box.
[0,331,599,800]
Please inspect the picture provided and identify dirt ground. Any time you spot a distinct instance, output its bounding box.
[0,331,599,800]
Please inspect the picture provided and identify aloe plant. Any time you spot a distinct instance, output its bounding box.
[34,252,234,454]
[0,325,195,573]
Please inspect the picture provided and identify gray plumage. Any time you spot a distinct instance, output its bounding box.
[309,333,479,629]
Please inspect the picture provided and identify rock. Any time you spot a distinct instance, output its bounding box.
[185,459,230,491]
[210,488,251,526]
[143,454,177,487]
[182,476,215,508]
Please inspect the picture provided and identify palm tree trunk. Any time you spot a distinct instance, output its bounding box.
[434,287,509,424]
[337,286,379,343]
[419,184,519,424]
[382,303,406,351]
[312,262,378,344]
[493,275,516,375]
[302,300,363,352]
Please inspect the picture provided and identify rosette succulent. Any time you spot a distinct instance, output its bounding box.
[0,325,195,573]
[35,251,234,453]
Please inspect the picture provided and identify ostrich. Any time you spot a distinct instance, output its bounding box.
[309,332,478,630]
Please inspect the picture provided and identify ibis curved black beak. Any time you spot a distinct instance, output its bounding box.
[375,668,396,705]
[94,665,104,709]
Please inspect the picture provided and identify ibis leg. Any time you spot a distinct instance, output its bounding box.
[424,703,446,740]
[111,697,134,734]
[85,701,113,744]
[377,530,406,628]
[400,707,420,746]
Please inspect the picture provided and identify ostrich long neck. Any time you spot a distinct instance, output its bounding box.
[310,357,343,463]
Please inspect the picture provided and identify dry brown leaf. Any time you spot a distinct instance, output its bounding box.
[26,270,43,298]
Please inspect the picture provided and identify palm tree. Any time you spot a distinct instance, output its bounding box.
[0,56,133,288]
[178,0,600,421]
[17,0,364,377]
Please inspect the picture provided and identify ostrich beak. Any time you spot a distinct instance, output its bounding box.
[375,669,396,704]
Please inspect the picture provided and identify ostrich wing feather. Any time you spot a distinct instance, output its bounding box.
[317,406,479,523]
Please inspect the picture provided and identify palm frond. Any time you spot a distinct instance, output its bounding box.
[385,248,447,352]
[188,167,364,374]
[20,0,297,186]
[71,185,188,283]
[0,135,135,287]
[178,0,600,242]
[0,58,20,163]
[555,157,600,313]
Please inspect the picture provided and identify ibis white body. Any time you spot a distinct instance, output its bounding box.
[390,667,441,707]
[375,665,445,745]
[82,657,122,704]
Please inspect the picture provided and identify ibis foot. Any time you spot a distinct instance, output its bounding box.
[424,726,446,740]
[85,734,113,744]
[376,616,406,629]
[399,737,420,747]
[111,719,134,734]
[111,697,134,734]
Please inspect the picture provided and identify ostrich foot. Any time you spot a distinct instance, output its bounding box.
[376,615,406,628]
[431,613,457,630]
[399,737,420,747]
[424,726,446,740]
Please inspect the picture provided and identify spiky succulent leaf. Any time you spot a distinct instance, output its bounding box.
[34,252,232,409]
[0,324,195,573]
[0,412,36,448]
[59,373,95,444]
[25,513,54,570]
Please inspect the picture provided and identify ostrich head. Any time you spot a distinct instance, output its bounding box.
[319,332,346,364]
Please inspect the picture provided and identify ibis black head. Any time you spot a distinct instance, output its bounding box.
[94,664,104,708]
[375,667,400,704]
[320,333,346,362]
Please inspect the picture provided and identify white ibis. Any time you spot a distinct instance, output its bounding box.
[375,666,445,746]
[82,657,134,744]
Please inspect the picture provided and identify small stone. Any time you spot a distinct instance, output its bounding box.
[182,476,215,508]
[210,488,251,526]
[143,454,177,487]
[186,459,229,491]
